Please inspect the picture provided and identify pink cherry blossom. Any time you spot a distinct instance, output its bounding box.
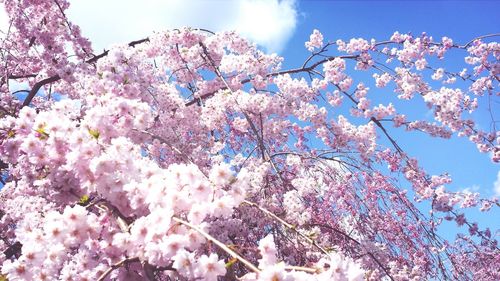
[0,1,499,280]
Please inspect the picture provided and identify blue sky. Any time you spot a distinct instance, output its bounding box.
[290,1,499,187]
[285,0,500,238]
[1,0,498,238]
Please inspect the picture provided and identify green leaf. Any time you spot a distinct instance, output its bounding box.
[225,258,238,268]
[88,129,100,139]
[35,126,49,139]
[78,195,90,205]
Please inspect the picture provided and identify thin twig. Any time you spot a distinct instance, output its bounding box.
[172,217,260,273]
[184,54,359,106]
[21,38,150,108]
[96,257,140,281]
[197,42,287,185]
[242,200,330,256]
[461,33,500,48]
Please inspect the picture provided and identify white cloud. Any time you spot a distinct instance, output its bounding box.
[460,184,480,194]
[494,170,500,196]
[64,0,298,53]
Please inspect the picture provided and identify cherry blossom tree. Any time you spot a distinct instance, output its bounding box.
[0,0,499,280]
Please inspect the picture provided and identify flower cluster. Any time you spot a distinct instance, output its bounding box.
[305,29,324,51]
[1,1,499,280]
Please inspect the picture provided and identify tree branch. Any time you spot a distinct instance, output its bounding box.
[242,200,329,256]
[96,257,140,281]
[184,54,359,106]
[20,38,150,108]
[172,217,260,274]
